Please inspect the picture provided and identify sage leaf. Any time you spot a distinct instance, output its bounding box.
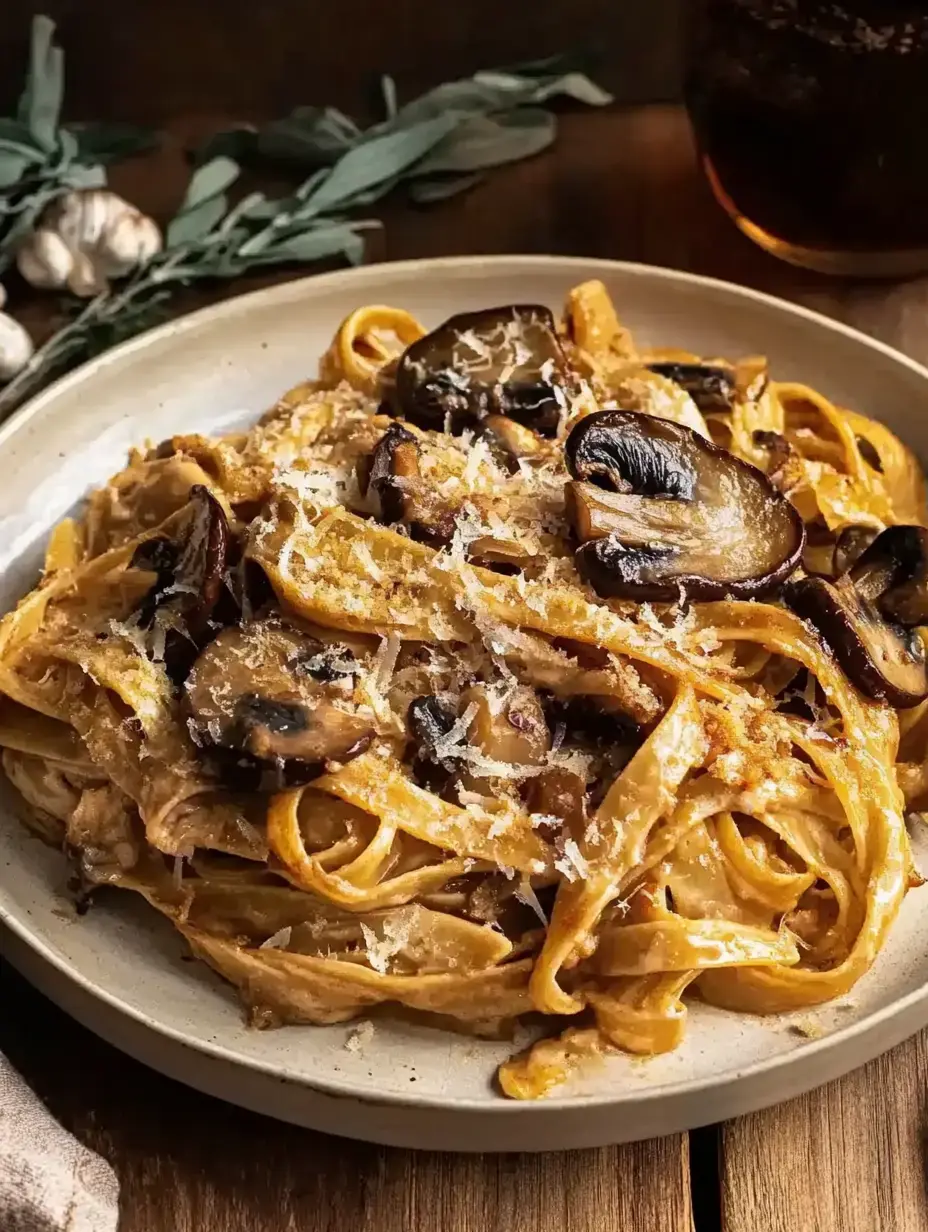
[166,195,230,246]
[411,109,555,176]
[17,15,64,153]
[408,172,484,203]
[64,164,108,190]
[302,113,461,213]
[166,156,240,245]
[179,155,241,210]
[249,223,370,266]
[0,151,35,189]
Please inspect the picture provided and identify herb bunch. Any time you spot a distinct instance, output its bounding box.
[0,16,154,272]
[0,52,611,416]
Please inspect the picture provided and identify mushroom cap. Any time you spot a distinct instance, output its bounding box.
[187,620,372,790]
[645,362,736,412]
[360,422,455,547]
[393,304,569,435]
[130,484,232,682]
[786,526,928,707]
[565,411,805,601]
[786,574,928,708]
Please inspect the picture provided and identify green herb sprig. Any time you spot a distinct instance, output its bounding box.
[0,16,155,272]
[0,56,611,416]
[202,56,612,203]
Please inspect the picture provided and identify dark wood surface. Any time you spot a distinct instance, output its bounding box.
[0,1,685,119]
[2,79,928,1232]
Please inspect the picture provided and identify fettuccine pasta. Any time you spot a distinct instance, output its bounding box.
[2,281,925,1099]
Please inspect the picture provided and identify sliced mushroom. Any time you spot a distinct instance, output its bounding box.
[785,526,928,707]
[565,411,804,601]
[406,694,459,793]
[132,484,230,638]
[477,414,544,473]
[856,525,928,628]
[801,520,837,578]
[358,423,455,547]
[130,536,180,626]
[393,305,569,436]
[187,619,372,790]
[645,362,736,412]
[751,429,796,489]
[462,683,550,773]
[129,485,233,681]
[542,695,640,808]
[406,686,550,797]
[567,410,697,498]
[856,436,884,472]
[832,525,879,577]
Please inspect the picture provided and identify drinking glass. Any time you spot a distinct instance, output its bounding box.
[685,1,928,275]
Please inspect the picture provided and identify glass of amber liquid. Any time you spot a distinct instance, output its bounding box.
[686,1,928,275]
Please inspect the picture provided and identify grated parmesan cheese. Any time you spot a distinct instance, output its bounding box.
[351,539,386,583]
[344,1019,376,1052]
[514,878,548,925]
[360,912,414,974]
[259,926,293,951]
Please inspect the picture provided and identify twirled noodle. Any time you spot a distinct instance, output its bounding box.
[0,279,924,1098]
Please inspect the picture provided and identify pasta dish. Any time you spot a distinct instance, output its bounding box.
[1,279,925,1099]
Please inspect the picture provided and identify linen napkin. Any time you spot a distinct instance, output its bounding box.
[0,1051,118,1232]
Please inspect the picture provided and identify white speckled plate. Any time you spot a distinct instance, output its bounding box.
[2,256,927,1152]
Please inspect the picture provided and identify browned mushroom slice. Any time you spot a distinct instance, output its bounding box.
[785,576,928,707]
[541,695,640,809]
[393,305,569,436]
[855,525,928,628]
[461,683,550,778]
[406,693,459,793]
[406,686,550,796]
[801,521,838,578]
[132,484,230,638]
[187,619,372,791]
[832,525,879,576]
[358,423,455,548]
[130,484,233,681]
[476,414,544,473]
[785,527,928,707]
[645,362,736,412]
[565,411,804,601]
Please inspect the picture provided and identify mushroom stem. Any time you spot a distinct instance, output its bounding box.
[361,423,455,547]
[564,412,804,602]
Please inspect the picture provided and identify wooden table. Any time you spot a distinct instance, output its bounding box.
[3,103,928,1232]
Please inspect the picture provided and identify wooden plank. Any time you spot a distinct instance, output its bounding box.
[0,0,687,121]
[0,961,693,1231]
[721,1032,928,1232]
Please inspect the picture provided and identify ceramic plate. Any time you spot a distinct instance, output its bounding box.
[2,256,927,1152]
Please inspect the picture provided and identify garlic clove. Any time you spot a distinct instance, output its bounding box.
[0,312,34,383]
[99,210,163,278]
[67,251,108,298]
[17,228,74,290]
[50,189,112,252]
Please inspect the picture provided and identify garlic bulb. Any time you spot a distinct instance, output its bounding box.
[0,312,34,382]
[16,189,163,298]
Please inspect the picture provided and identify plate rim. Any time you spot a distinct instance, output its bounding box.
[3,252,928,1115]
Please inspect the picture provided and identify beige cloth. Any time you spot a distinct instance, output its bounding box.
[0,1052,118,1232]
